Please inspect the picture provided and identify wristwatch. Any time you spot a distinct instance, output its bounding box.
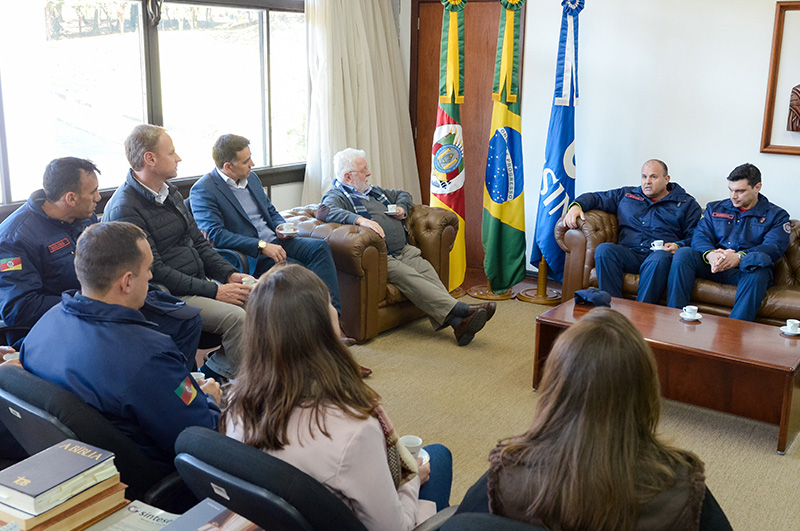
[258,240,267,252]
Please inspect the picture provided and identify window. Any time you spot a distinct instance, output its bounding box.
[0,0,305,204]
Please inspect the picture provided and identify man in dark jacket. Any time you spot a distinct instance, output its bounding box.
[666,163,790,321]
[21,222,220,465]
[103,125,251,379]
[0,157,202,362]
[563,159,702,303]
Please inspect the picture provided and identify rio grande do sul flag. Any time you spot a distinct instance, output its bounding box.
[529,0,584,283]
[430,0,467,291]
[482,0,527,294]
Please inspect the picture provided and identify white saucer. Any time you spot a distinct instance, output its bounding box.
[650,246,665,252]
[680,312,702,321]
[417,448,430,465]
[278,229,299,235]
[386,210,398,215]
[780,326,800,336]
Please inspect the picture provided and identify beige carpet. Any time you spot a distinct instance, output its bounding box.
[350,296,800,529]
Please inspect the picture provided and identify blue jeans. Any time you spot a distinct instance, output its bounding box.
[594,243,673,303]
[255,236,342,313]
[418,443,453,511]
[666,247,772,321]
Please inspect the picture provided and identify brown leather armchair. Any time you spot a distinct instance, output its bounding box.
[554,211,800,326]
[280,204,459,342]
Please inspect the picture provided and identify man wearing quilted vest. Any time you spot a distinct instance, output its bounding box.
[563,159,702,304]
[320,148,494,347]
[666,163,790,321]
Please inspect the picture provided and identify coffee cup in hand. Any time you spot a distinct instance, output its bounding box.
[386,204,398,215]
[2,352,19,362]
[241,276,256,286]
[190,371,206,385]
[652,240,664,250]
[787,319,800,333]
[682,305,698,318]
[400,435,423,457]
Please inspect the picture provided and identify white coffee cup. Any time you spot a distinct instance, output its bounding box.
[652,240,664,250]
[787,319,800,333]
[399,435,423,457]
[241,276,256,286]
[281,222,296,232]
[2,352,19,362]
[386,204,398,214]
[190,371,206,384]
[683,305,698,318]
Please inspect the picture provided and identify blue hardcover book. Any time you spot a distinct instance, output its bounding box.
[161,498,263,530]
[0,439,117,516]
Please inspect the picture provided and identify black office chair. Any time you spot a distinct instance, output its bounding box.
[0,366,186,508]
[175,426,367,531]
[175,427,456,531]
[439,513,548,530]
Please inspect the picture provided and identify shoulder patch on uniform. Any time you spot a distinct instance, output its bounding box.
[0,257,22,272]
[48,238,70,254]
[174,376,197,405]
[785,222,792,234]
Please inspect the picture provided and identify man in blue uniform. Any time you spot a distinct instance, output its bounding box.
[563,159,702,303]
[21,222,220,465]
[189,134,341,311]
[666,163,790,321]
[0,157,202,363]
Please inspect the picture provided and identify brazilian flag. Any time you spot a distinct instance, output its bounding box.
[482,0,526,293]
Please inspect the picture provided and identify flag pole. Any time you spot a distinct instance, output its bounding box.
[516,257,561,304]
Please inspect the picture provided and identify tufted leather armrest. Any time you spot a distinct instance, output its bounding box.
[554,210,619,301]
[407,205,459,287]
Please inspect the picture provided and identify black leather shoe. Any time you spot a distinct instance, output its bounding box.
[468,302,497,321]
[453,308,488,346]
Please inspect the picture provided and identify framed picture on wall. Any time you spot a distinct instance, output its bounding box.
[761,1,800,156]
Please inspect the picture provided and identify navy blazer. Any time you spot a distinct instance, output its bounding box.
[190,169,286,258]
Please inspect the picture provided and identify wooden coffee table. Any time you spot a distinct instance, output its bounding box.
[534,298,800,454]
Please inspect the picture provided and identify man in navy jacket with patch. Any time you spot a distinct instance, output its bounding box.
[0,157,201,362]
[563,159,702,303]
[667,163,790,321]
[189,134,341,313]
[21,222,220,465]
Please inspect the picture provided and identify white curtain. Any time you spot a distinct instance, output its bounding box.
[303,0,421,204]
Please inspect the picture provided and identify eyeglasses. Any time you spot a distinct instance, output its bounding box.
[350,166,369,175]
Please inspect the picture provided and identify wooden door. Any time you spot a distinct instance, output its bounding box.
[411,0,525,270]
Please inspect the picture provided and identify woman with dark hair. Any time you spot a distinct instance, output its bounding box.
[220,264,452,530]
[458,307,730,531]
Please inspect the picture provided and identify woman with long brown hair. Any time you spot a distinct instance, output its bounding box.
[220,264,452,530]
[458,307,730,530]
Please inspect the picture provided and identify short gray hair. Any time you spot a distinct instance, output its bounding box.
[333,148,367,182]
[125,124,166,170]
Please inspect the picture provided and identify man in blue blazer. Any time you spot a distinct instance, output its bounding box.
[189,134,342,318]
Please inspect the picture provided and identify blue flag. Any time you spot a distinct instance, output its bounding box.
[530,0,584,283]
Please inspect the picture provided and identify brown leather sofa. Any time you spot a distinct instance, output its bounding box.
[280,204,459,342]
[554,210,800,326]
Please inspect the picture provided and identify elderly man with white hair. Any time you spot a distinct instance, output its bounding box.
[320,148,494,346]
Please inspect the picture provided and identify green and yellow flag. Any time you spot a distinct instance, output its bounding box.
[430,0,467,290]
[482,0,526,293]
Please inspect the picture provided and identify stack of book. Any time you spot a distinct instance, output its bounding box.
[0,439,126,530]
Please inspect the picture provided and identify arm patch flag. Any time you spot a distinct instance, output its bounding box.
[529,0,584,284]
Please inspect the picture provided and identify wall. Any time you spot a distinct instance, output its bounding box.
[402,0,799,273]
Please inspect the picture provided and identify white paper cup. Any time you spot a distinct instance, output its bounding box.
[400,435,423,457]
[683,305,698,318]
[190,371,206,384]
[2,352,19,362]
[386,204,398,214]
[241,276,256,286]
[652,240,664,249]
[787,319,800,333]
